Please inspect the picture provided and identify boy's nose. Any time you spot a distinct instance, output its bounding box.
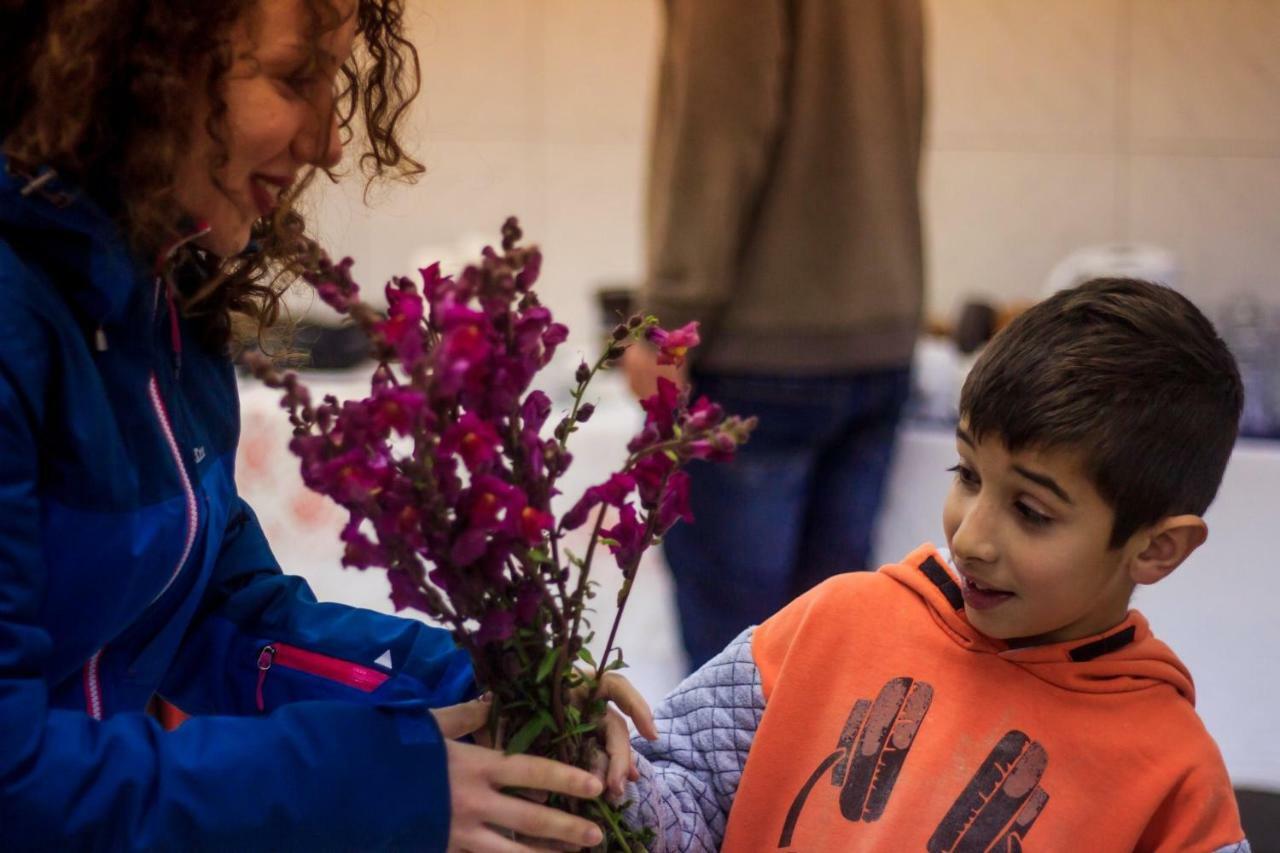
[951,503,999,565]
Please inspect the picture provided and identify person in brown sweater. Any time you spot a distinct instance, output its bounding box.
[625,0,927,668]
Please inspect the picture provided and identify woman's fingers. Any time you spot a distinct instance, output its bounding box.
[448,742,604,852]
[597,672,658,741]
[491,752,604,801]
[482,790,604,850]
[432,698,491,740]
[454,825,563,853]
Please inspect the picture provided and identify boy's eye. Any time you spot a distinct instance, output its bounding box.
[1015,502,1052,527]
[946,463,979,488]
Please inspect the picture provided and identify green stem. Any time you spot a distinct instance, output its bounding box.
[587,473,668,706]
[590,796,632,850]
[566,506,609,645]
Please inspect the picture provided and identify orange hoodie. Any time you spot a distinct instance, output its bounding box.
[722,545,1244,852]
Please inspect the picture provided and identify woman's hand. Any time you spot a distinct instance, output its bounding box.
[433,700,606,852]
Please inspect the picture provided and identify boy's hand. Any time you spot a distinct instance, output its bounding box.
[432,700,607,852]
[593,672,659,801]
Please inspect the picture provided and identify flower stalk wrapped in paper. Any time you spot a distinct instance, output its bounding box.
[248,219,753,849]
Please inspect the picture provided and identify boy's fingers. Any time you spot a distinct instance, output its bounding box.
[431,699,490,740]
[601,709,632,799]
[599,673,658,741]
[492,753,604,801]
[486,792,604,850]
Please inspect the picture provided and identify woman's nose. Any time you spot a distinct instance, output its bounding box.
[294,106,344,170]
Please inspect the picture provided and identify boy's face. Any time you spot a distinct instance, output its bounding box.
[942,423,1141,646]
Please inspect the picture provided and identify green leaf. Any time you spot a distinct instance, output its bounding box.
[555,721,598,740]
[535,648,559,684]
[505,711,553,755]
[577,647,597,668]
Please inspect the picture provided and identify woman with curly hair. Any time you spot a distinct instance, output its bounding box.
[0,1,647,849]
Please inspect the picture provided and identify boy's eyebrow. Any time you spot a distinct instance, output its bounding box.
[955,426,974,446]
[1013,465,1074,505]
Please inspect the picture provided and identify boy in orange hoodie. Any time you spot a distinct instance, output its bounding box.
[625,278,1251,852]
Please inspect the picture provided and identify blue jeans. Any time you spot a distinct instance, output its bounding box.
[663,367,911,670]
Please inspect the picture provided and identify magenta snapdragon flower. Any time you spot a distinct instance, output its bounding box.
[251,218,754,852]
[646,321,700,367]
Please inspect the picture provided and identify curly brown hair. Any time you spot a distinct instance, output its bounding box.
[0,0,422,347]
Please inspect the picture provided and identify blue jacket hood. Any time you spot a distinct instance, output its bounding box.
[0,155,145,323]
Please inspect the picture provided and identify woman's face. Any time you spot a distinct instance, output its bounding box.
[176,0,357,256]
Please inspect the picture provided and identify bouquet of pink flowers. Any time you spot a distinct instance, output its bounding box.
[249,218,753,848]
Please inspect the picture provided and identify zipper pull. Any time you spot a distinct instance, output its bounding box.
[255,644,276,712]
[94,325,108,352]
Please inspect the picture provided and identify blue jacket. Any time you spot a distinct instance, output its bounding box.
[0,158,474,851]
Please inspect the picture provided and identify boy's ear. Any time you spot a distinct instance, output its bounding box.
[1128,515,1208,586]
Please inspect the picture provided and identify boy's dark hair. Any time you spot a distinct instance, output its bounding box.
[960,278,1244,547]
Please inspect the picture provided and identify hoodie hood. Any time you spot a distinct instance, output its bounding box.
[0,155,148,324]
[883,543,1196,703]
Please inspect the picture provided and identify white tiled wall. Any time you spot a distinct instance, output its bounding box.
[924,0,1280,317]
[307,0,657,347]
[307,0,1280,339]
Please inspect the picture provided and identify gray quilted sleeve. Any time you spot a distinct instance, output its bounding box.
[623,628,764,852]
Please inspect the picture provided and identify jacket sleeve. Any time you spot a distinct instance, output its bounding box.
[0,360,458,851]
[624,628,764,852]
[641,0,790,335]
[159,494,475,718]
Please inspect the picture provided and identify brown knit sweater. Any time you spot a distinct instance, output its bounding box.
[641,0,926,373]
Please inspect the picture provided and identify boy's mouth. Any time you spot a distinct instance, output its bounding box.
[959,573,1015,611]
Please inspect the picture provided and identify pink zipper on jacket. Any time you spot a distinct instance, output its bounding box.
[82,372,200,720]
[80,230,210,723]
[146,372,200,602]
[83,650,104,721]
[256,643,391,712]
